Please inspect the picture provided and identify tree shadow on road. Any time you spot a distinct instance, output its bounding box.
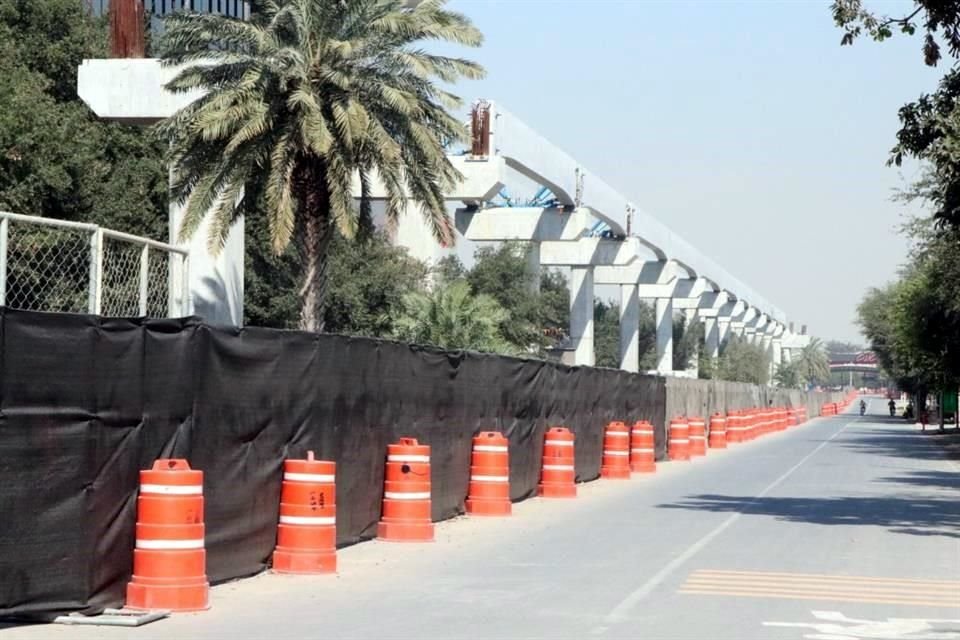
[657,493,960,538]
[877,470,960,492]
[837,424,960,463]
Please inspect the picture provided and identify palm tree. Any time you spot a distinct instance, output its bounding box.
[392,280,514,354]
[795,338,831,386]
[156,0,484,330]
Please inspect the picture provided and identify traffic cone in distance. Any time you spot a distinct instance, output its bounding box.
[272,452,336,574]
[465,431,511,516]
[668,417,690,461]
[600,421,631,479]
[126,459,209,612]
[377,438,434,542]
[630,420,656,473]
[708,413,727,449]
[688,416,707,456]
[538,427,576,498]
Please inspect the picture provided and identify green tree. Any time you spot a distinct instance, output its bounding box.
[774,360,803,388]
[594,299,620,368]
[832,1,960,67]
[795,338,832,386]
[433,254,467,285]
[0,0,166,238]
[245,211,428,333]
[392,280,513,354]
[673,315,704,371]
[466,243,543,351]
[157,0,484,331]
[716,335,770,385]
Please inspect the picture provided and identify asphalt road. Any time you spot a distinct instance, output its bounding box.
[6,397,959,639]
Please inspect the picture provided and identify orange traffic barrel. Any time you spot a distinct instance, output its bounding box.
[377,438,434,542]
[272,452,336,574]
[465,431,511,516]
[630,420,656,473]
[778,407,789,431]
[708,413,727,449]
[538,427,576,498]
[126,459,209,612]
[600,421,631,479]
[667,417,690,461]
[726,411,743,443]
[688,416,707,456]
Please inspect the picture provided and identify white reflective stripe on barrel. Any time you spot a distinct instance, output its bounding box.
[279,515,336,526]
[283,472,335,483]
[689,436,706,440]
[631,448,654,453]
[139,484,202,495]
[606,431,629,437]
[631,430,652,435]
[669,439,690,444]
[542,464,574,471]
[470,475,509,483]
[544,440,574,447]
[603,450,629,456]
[387,455,430,463]
[384,491,431,500]
[136,538,204,550]
[473,445,508,452]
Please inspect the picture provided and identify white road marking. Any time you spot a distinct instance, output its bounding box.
[763,610,960,639]
[599,417,856,627]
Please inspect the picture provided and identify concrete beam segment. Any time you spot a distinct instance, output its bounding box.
[79,59,244,326]
[539,238,638,267]
[486,100,786,324]
[655,297,674,376]
[455,207,589,242]
[78,58,201,123]
[569,267,595,367]
[619,284,640,373]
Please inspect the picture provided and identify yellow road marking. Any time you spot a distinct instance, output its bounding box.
[693,569,960,587]
[687,578,959,596]
[680,570,960,609]
[680,588,960,609]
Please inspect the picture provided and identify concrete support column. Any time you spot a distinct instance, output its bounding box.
[525,242,541,294]
[682,308,699,377]
[569,266,595,367]
[717,316,732,349]
[771,337,783,372]
[619,283,640,373]
[782,346,793,364]
[705,316,720,359]
[655,297,673,376]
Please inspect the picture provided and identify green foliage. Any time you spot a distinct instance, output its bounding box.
[156,0,484,330]
[858,225,960,395]
[673,315,704,371]
[774,361,803,388]
[466,244,544,351]
[245,220,428,335]
[0,0,167,238]
[392,280,513,354]
[832,1,960,66]
[433,254,467,285]
[323,232,428,337]
[796,338,832,386]
[594,299,620,368]
[716,335,770,385]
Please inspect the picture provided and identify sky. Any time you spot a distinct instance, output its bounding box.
[440,0,942,344]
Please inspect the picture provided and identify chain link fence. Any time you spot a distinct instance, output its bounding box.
[0,212,190,317]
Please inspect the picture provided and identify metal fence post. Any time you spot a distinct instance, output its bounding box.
[88,228,104,314]
[181,254,191,316]
[139,244,149,316]
[0,216,8,307]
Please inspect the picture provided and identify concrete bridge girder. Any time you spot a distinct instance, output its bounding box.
[76,59,798,350]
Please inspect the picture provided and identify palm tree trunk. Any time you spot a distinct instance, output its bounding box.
[294,157,333,333]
